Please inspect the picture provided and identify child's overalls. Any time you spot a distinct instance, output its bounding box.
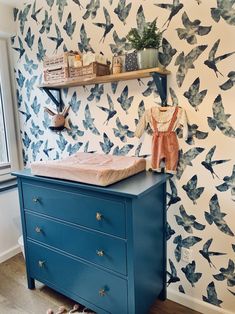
[151,106,179,172]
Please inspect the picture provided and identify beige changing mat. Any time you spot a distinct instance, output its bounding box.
[31,152,146,186]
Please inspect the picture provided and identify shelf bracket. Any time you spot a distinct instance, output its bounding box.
[151,72,167,106]
[41,87,64,112]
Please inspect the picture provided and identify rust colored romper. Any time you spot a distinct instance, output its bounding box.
[151,106,179,172]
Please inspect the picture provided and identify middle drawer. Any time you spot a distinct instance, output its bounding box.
[25,212,127,275]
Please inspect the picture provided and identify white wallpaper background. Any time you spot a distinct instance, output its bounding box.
[12,0,235,312]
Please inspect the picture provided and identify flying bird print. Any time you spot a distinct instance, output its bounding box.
[87,84,104,102]
[39,10,52,34]
[216,165,235,200]
[72,0,83,9]
[43,140,54,157]
[56,134,68,152]
[177,123,208,145]
[155,0,184,28]
[67,142,83,156]
[176,12,211,45]
[69,92,81,115]
[83,104,100,135]
[136,5,147,33]
[16,70,25,89]
[24,55,38,75]
[97,94,117,125]
[167,259,180,286]
[63,13,76,39]
[175,205,205,233]
[31,1,42,24]
[24,27,35,50]
[31,96,40,116]
[99,133,114,154]
[21,131,31,149]
[179,285,185,294]
[166,178,181,209]
[46,0,54,10]
[169,87,179,106]
[211,0,235,26]
[213,259,235,287]
[113,144,134,156]
[183,77,207,111]
[142,79,159,97]
[220,71,235,91]
[113,117,134,142]
[205,194,234,236]
[175,45,207,87]
[177,147,204,180]
[31,140,43,161]
[13,37,25,60]
[203,282,223,307]
[48,24,64,53]
[117,85,134,114]
[37,38,46,62]
[83,141,96,154]
[182,175,204,204]
[166,222,175,241]
[93,7,114,43]
[207,94,235,138]
[173,235,202,262]
[56,0,68,22]
[159,38,177,68]
[201,145,230,179]
[67,119,84,140]
[199,239,226,269]
[181,261,202,287]
[13,8,19,21]
[30,120,44,139]
[18,4,31,34]
[25,76,37,101]
[204,39,235,77]
[114,0,132,25]
[83,0,100,20]
[78,24,94,53]
[110,31,132,55]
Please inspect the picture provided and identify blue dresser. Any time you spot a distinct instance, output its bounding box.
[13,169,169,314]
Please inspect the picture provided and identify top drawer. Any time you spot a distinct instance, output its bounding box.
[22,181,126,238]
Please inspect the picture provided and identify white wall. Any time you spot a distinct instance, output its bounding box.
[0,188,21,262]
[0,2,16,37]
[0,2,21,262]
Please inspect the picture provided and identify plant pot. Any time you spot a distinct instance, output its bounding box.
[137,48,159,69]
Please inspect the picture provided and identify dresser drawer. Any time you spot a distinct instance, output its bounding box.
[25,212,127,275]
[27,241,127,314]
[22,181,126,238]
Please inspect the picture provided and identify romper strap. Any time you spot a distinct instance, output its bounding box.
[151,108,158,133]
[167,106,179,132]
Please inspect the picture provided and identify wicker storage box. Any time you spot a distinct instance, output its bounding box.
[43,53,71,83]
[69,62,110,81]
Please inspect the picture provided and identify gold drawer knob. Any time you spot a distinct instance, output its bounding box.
[96,250,104,257]
[96,212,102,221]
[32,197,39,203]
[99,288,106,297]
[35,226,42,233]
[38,260,45,268]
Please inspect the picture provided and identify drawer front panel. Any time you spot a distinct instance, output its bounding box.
[25,212,127,275]
[22,182,126,238]
[28,241,127,314]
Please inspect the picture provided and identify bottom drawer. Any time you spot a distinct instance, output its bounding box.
[27,241,127,314]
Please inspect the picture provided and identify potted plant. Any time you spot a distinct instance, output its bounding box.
[126,19,162,69]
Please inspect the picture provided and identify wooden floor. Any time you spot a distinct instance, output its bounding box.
[0,254,201,314]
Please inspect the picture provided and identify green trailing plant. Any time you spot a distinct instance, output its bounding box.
[126,19,162,51]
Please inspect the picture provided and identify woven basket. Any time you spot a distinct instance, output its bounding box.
[69,62,110,81]
[43,53,72,83]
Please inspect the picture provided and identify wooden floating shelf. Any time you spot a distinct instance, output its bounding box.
[39,67,171,89]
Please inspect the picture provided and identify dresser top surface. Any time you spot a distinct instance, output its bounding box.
[13,169,170,198]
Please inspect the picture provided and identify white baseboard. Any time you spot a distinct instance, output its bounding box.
[0,244,21,263]
[167,288,234,314]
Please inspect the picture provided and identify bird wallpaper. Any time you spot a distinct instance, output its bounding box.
[12,0,235,312]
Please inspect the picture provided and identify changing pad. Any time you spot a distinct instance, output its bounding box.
[31,152,146,186]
